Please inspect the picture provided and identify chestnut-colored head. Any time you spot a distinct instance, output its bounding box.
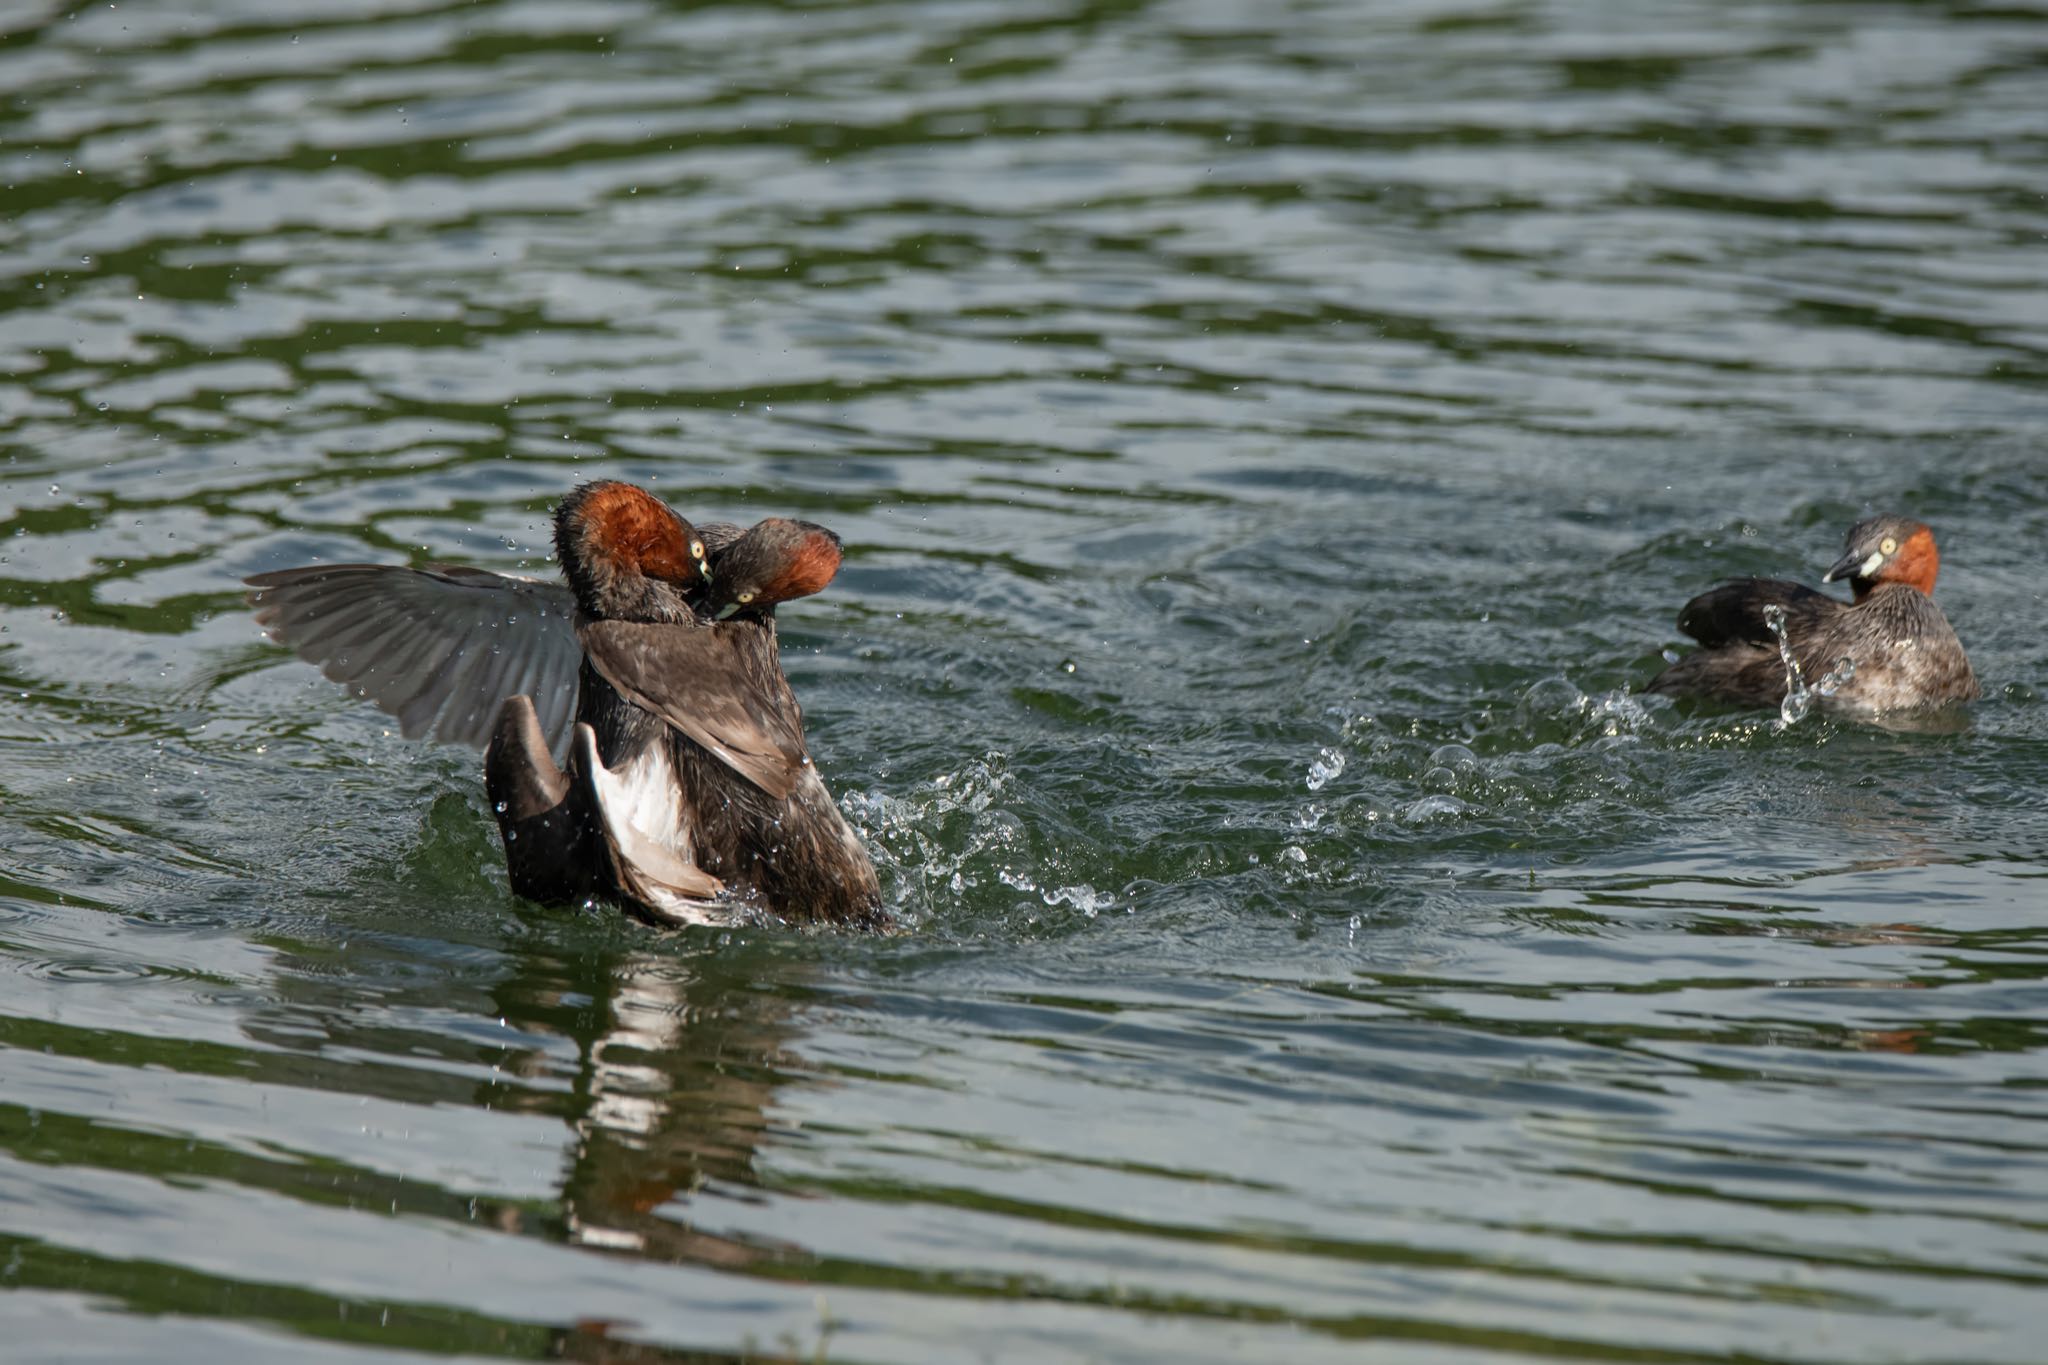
[553,481,711,621]
[706,518,844,618]
[1822,515,1941,600]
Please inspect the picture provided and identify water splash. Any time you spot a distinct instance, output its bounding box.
[1762,604,1856,730]
[998,872,1116,917]
[842,754,1027,917]
[1510,676,1653,745]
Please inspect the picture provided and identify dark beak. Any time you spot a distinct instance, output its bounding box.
[1821,548,1866,584]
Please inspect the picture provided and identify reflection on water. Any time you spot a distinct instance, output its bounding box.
[2,0,2048,1360]
[548,952,787,1270]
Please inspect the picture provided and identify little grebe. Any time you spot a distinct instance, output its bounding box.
[1648,515,1978,715]
[246,481,884,928]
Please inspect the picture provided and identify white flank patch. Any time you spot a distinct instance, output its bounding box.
[592,742,690,858]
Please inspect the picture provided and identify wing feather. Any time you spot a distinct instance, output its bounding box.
[576,618,807,801]
[1675,577,1840,648]
[246,563,582,754]
[422,634,505,744]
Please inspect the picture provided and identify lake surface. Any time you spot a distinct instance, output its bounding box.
[3,0,2047,1360]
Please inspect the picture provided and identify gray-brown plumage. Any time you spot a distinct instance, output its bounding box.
[652,533,883,929]
[246,482,884,929]
[1648,515,1978,715]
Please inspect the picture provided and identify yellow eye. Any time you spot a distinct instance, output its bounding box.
[690,540,705,559]
[737,590,756,604]
[1880,537,1897,554]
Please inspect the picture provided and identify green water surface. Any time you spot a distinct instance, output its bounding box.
[2,1,2047,1361]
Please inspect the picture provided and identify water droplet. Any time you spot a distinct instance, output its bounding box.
[1778,689,1811,728]
[1813,657,1856,699]
[1763,604,1822,729]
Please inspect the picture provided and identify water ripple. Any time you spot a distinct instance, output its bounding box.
[1,0,2046,1360]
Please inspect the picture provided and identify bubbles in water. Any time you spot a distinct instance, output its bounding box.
[1305,746,1345,791]
[1401,794,1468,823]
[1519,675,1585,718]
[1427,743,1478,773]
[1423,743,1478,790]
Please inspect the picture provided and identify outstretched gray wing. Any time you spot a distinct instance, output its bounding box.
[246,563,582,753]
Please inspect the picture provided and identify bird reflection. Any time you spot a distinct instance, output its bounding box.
[559,950,787,1270]
[482,934,812,1291]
